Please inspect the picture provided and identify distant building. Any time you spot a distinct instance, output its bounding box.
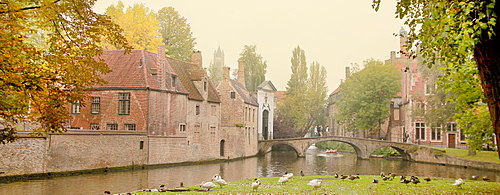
[256,80,277,140]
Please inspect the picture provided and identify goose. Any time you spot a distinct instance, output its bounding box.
[348,175,360,180]
[251,179,260,191]
[308,179,322,189]
[452,178,464,188]
[372,179,379,183]
[200,181,217,191]
[482,176,490,181]
[340,175,348,180]
[278,175,289,184]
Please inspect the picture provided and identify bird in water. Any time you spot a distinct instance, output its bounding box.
[200,181,217,191]
[278,175,289,184]
[212,174,228,188]
[251,179,260,191]
[452,178,465,188]
[308,179,322,189]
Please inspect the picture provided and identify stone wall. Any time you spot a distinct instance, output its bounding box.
[0,136,48,175]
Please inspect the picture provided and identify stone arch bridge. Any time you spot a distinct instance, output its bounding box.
[258,136,446,161]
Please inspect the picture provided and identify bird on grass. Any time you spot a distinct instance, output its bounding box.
[283,172,294,178]
[278,175,289,184]
[348,175,360,180]
[300,171,305,177]
[424,177,431,182]
[452,178,465,189]
[372,179,379,183]
[334,173,339,178]
[212,174,228,187]
[308,179,322,189]
[471,175,479,180]
[340,175,348,180]
[200,181,217,191]
[251,179,260,191]
[482,176,490,181]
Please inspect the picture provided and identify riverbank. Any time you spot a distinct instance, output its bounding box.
[131,175,500,194]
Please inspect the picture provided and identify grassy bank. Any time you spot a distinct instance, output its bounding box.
[442,148,500,163]
[133,175,500,194]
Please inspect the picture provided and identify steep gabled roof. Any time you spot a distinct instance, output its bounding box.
[330,86,342,96]
[168,57,220,103]
[230,80,258,106]
[96,50,177,91]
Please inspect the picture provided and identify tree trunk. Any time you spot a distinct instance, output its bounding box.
[473,2,500,159]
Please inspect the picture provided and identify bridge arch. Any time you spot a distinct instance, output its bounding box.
[369,145,412,161]
[309,139,366,159]
[257,141,303,157]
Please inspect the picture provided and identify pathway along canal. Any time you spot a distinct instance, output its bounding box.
[1,145,498,195]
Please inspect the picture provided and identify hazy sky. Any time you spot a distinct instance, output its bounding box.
[94,0,404,92]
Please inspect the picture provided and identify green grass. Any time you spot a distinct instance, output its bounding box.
[133,175,500,194]
[442,148,500,163]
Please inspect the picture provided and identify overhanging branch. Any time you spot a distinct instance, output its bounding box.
[0,0,60,14]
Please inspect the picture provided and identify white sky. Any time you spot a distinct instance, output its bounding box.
[93,0,404,92]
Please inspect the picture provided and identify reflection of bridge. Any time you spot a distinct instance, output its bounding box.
[258,136,445,161]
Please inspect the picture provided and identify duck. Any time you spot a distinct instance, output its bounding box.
[340,175,348,180]
[251,179,261,191]
[452,178,464,188]
[424,177,431,182]
[308,179,322,189]
[348,175,360,180]
[372,179,379,183]
[471,175,479,180]
[300,171,305,177]
[278,175,289,184]
[200,181,217,191]
[482,176,490,181]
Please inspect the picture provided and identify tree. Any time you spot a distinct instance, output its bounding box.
[373,0,500,158]
[104,1,161,52]
[277,47,328,136]
[334,59,401,137]
[238,45,267,92]
[440,60,494,152]
[157,7,197,62]
[0,0,130,143]
[306,61,328,128]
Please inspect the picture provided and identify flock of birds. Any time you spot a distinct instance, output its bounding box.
[107,171,492,194]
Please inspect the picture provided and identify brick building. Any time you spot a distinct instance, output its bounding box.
[216,60,259,158]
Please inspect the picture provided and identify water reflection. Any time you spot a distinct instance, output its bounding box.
[1,148,499,195]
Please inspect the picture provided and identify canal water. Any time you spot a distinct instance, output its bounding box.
[1,145,498,195]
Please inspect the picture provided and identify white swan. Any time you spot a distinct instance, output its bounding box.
[200,181,217,191]
[278,176,289,184]
[452,178,465,188]
[212,176,228,187]
[283,172,294,178]
[308,179,322,189]
[251,179,260,191]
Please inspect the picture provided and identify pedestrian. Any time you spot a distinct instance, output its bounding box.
[325,126,329,136]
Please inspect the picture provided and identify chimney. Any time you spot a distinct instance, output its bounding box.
[237,59,245,86]
[223,66,230,80]
[157,45,166,89]
[192,50,202,69]
[345,66,350,79]
[400,36,408,58]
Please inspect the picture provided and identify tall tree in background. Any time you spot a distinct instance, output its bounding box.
[306,61,328,127]
[157,6,196,61]
[373,0,500,158]
[104,1,161,52]
[277,47,328,137]
[0,0,130,143]
[238,45,267,92]
[334,59,400,137]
